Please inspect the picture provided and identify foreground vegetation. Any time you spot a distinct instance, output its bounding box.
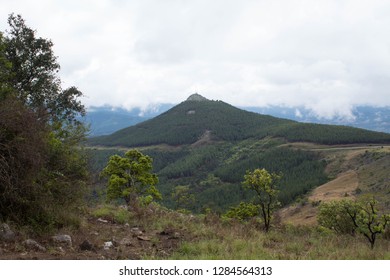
[0,15,87,231]
[90,204,390,259]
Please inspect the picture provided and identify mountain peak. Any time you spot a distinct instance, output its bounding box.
[186,93,209,102]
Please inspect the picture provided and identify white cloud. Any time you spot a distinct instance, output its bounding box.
[1,0,390,119]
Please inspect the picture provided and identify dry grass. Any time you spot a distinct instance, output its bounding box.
[279,145,390,226]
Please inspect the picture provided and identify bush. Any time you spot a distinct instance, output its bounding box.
[318,200,356,235]
[222,202,260,222]
[318,198,390,249]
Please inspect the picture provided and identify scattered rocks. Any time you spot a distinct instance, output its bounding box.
[0,223,15,242]
[52,234,72,247]
[97,218,109,223]
[23,239,46,252]
[79,240,94,251]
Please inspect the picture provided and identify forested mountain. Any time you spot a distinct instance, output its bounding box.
[89,94,390,147]
[87,94,390,213]
[246,105,390,134]
[83,103,390,137]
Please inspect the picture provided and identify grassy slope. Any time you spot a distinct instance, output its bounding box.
[3,203,389,260]
[279,145,390,225]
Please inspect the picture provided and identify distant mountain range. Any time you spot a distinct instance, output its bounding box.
[83,100,390,136]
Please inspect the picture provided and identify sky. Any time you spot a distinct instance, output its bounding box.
[1,0,390,120]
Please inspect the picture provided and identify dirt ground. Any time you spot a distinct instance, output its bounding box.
[0,216,185,260]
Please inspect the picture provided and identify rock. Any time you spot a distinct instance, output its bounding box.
[23,239,46,252]
[120,238,132,246]
[137,235,151,241]
[79,240,94,251]
[52,234,72,247]
[160,228,180,239]
[104,241,114,250]
[0,223,15,242]
[97,218,109,223]
[131,227,143,237]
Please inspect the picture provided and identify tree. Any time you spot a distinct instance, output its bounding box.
[171,185,195,210]
[0,32,12,98]
[100,149,161,206]
[318,199,356,235]
[243,168,281,232]
[0,15,88,229]
[318,197,390,249]
[4,14,85,124]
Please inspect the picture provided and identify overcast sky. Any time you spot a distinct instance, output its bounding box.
[1,0,390,120]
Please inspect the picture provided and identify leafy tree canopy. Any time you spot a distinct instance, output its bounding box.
[4,14,85,125]
[318,197,390,249]
[243,168,281,232]
[100,149,161,206]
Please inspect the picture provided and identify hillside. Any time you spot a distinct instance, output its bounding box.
[279,145,390,225]
[87,94,390,214]
[83,105,390,137]
[89,94,390,147]
[88,95,293,147]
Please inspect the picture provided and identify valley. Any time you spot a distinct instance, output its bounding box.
[87,95,390,216]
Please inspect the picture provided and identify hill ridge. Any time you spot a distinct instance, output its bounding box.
[88,97,390,147]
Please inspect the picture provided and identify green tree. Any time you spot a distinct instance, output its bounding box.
[4,14,85,124]
[0,15,88,230]
[318,197,390,249]
[0,32,12,98]
[100,149,161,206]
[318,200,356,235]
[171,185,195,210]
[222,202,260,222]
[243,168,281,232]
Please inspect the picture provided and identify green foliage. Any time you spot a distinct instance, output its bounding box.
[100,149,161,206]
[222,202,260,221]
[0,15,88,231]
[92,204,132,224]
[276,122,390,145]
[0,32,12,98]
[4,14,85,125]
[171,185,195,210]
[243,168,281,232]
[318,198,390,249]
[87,141,328,214]
[215,147,328,206]
[318,200,356,235]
